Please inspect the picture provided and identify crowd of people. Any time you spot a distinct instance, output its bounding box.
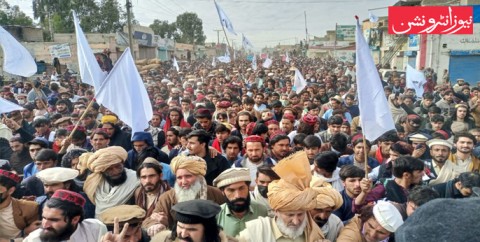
[1,56,480,242]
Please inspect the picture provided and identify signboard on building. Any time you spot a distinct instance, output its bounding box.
[49,43,71,58]
[335,50,355,62]
[133,31,153,46]
[336,25,355,41]
[408,34,419,50]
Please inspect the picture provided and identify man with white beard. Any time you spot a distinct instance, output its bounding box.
[142,155,226,236]
[237,152,342,242]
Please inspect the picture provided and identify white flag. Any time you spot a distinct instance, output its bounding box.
[214,1,237,35]
[369,12,379,23]
[73,11,107,89]
[0,26,37,77]
[252,54,257,71]
[356,18,395,141]
[406,65,426,97]
[173,57,179,71]
[95,48,153,134]
[0,97,24,114]
[217,49,231,63]
[212,56,216,67]
[217,55,231,63]
[242,34,254,49]
[294,68,307,94]
[262,57,272,68]
[285,51,290,63]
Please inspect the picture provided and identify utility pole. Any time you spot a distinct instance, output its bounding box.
[214,29,222,45]
[304,11,308,44]
[126,0,134,58]
[334,23,337,59]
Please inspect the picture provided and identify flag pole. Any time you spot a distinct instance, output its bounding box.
[67,97,95,139]
[220,24,234,62]
[362,134,369,178]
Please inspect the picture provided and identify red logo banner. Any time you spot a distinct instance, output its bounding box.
[388,6,473,35]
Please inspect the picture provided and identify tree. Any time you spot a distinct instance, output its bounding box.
[96,0,124,33]
[0,1,34,26]
[174,12,206,45]
[32,0,131,36]
[149,19,176,39]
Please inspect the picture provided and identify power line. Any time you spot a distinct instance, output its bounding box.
[193,0,384,3]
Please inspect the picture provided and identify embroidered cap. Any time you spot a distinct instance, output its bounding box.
[51,189,86,207]
[0,169,21,184]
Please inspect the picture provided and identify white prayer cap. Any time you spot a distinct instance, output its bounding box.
[161,79,170,84]
[167,82,175,86]
[197,82,203,86]
[426,139,453,149]
[36,167,79,185]
[268,73,274,77]
[246,68,252,71]
[373,201,404,233]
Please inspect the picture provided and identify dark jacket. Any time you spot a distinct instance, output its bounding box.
[126,132,170,170]
[201,153,230,186]
[431,179,465,199]
[108,125,132,151]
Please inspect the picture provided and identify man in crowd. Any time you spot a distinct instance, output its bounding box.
[8,136,33,174]
[249,165,280,217]
[0,169,39,240]
[161,127,180,154]
[318,116,343,144]
[214,168,268,237]
[24,189,107,241]
[334,165,365,222]
[126,131,169,170]
[222,136,243,166]
[369,131,400,164]
[84,146,140,217]
[449,132,480,173]
[135,158,170,219]
[309,177,344,242]
[234,135,272,187]
[312,151,343,192]
[22,148,59,197]
[237,152,341,241]
[34,167,90,217]
[186,129,229,185]
[425,139,458,185]
[432,172,480,199]
[23,137,49,179]
[151,200,227,242]
[90,128,110,152]
[100,205,150,242]
[142,155,225,236]
[192,108,218,139]
[304,135,322,165]
[266,132,291,165]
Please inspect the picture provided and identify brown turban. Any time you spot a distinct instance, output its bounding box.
[77,152,93,175]
[84,146,128,203]
[170,155,207,176]
[268,151,326,241]
[310,177,343,211]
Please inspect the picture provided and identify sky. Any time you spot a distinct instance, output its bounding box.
[11,0,398,47]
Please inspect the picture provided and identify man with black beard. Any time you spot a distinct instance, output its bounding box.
[24,189,107,242]
[250,165,280,217]
[214,168,268,237]
[83,146,140,218]
[134,158,170,219]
